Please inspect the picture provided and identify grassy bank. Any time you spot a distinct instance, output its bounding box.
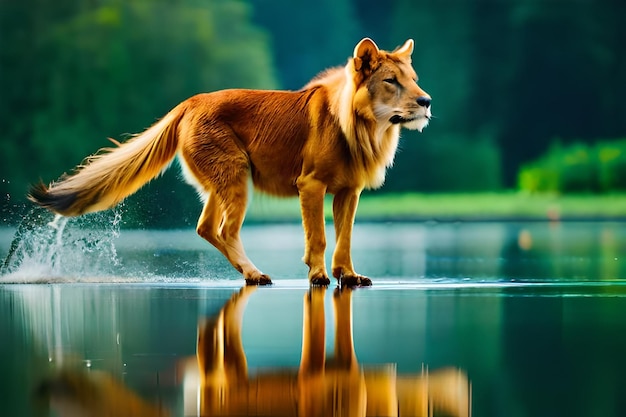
[245,192,626,222]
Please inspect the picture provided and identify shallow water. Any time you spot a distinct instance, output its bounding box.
[1,217,626,416]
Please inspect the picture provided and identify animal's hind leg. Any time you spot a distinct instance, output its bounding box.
[196,194,227,256]
[196,182,271,285]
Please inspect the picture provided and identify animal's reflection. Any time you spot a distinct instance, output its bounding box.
[37,287,470,417]
[189,286,471,417]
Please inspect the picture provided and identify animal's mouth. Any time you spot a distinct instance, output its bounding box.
[389,114,428,125]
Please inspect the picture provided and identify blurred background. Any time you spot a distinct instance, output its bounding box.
[1,0,625,226]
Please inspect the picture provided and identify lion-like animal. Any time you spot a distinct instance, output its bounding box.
[29,38,432,286]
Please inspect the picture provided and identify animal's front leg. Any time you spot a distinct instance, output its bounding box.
[297,176,330,285]
[332,188,372,287]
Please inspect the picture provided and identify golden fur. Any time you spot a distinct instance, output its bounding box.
[29,38,432,285]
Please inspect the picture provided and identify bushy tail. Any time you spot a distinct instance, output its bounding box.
[29,104,186,216]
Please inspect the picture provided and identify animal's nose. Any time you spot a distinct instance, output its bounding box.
[417,96,431,108]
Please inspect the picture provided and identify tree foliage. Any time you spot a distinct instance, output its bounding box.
[0,0,276,207]
[519,139,626,193]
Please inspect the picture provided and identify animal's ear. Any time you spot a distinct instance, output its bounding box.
[353,38,380,73]
[394,39,414,61]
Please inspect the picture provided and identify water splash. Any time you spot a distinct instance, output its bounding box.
[1,207,123,281]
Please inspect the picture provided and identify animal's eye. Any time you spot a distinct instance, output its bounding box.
[383,78,396,84]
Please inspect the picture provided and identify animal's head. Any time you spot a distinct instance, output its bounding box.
[351,38,431,132]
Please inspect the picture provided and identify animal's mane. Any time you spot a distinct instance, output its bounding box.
[301,66,345,90]
[302,59,400,189]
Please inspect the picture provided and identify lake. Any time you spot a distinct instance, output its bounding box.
[1,215,626,416]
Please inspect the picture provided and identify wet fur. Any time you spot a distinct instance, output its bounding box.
[28,38,432,285]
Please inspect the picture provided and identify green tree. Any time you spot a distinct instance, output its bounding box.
[249,0,360,89]
[1,0,277,225]
[387,0,503,192]
[499,0,626,184]
[386,0,625,190]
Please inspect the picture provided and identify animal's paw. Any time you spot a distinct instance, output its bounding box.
[245,273,273,286]
[333,266,372,288]
[340,274,372,288]
[309,271,331,287]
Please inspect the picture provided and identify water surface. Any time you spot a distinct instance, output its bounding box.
[1,217,626,416]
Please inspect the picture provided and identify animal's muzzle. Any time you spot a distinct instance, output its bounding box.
[416,96,431,108]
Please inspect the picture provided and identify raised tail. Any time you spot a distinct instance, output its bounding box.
[28,104,186,216]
